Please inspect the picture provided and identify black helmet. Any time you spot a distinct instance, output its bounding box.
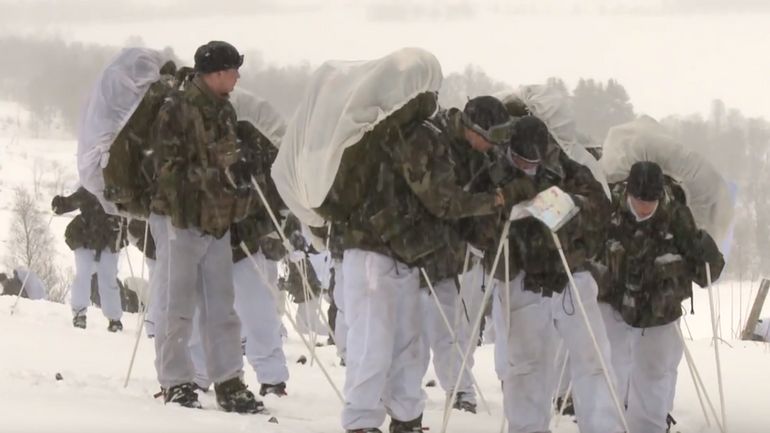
[462,96,514,144]
[194,41,244,73]
[508,116,548,163]
[627,161,664,201]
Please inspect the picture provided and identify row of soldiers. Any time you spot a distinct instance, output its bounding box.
[65,40,725,433]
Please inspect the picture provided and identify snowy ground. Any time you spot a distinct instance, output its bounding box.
[2,120,770,433]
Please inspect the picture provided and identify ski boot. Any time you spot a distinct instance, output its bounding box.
[215,377,265,414]
[453,391,477,414]
[347,429,382,433]
[164,383,203,409]
[389,414,425,433]
[72,314,87,329]
[555,395,575,416]
[107,320,123,332]
[666,413,677,432]
[259,382,287,397]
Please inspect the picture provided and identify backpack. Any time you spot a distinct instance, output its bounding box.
[103,69,188,217]
[314,91,438,222]
[77,47,187,218]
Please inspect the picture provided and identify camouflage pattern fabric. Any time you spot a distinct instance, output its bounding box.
[127,219,156,260]
[103,71,182,217]
[149,75,252,238]
[599,182,725,328]
[55,187,126,253]
[470,145,611,296]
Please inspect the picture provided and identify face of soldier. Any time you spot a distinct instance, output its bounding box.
[206,68,240,97]
[627,194,659,222]
[463,128,494,152]
[510,152,539,177]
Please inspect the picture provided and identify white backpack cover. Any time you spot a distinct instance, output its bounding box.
[601,115,734,251]
[230,88,287,148]
[271,47,443,227]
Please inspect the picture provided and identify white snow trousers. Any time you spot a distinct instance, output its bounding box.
[190,251,289,387]
[494,271,623,433]
[70,247,122,320]
[341,249,426,430]
[600,303,683,433]
[420,260,485,402]
[333,259,348,361]
[148,214,243,389]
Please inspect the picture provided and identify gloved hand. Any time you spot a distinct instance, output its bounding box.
[51,195,65,214]
[499,176,537,207]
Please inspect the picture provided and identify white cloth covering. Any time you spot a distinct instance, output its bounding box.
[13,267,47,300]
[230,88,286,148]
[601,115,734,250]
[77,48,168,216]
[272,47,443,227]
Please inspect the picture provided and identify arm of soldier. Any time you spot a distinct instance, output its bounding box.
[559,158,612,258]
[670,204,726,286]
[51,187,90,214]
[395,126,500,219]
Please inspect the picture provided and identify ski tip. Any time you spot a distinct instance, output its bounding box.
[268,416,279,424]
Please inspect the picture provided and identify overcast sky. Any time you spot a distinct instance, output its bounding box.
[2,0,768,119]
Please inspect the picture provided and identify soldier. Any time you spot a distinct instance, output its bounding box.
[0,267,47,300]
[147,40,262,413]
[337,91,533,433]
[51,187,125,331]
[599,161,724,433]
[412,96,531,415]
[480,115,624,433]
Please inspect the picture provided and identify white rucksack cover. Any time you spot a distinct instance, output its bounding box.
[77,47,168,215]
[601,115,734,250]
[271,47,443,227]
[499,84,612,199]
[230,88,287,148]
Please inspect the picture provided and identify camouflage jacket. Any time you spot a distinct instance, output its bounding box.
[149,75,250,238]
[342,108,502,283]
[58,187,126,253]
[600,182,725,328]
[472,146,610,296]
[230,120,287,262]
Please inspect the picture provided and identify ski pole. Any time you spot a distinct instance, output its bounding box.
[706,262,728,433]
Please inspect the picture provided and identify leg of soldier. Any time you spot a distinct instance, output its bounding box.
[233,253,289,385]
[195,229,243,385]
[382,260,425,424]
[333,259,348,362]
[490,279,506,381]
[149,214,203,388]
[189,305,212,390]
[341,249,421,430]
[144,258,157,338]
[599,301,633,404]
[552,271,624,433]
[95,249,123,321]
[422,278,476,402]
[455,261,487,403]
[70,248,97,316]
[497,272,556,433]
[626,320,683,433]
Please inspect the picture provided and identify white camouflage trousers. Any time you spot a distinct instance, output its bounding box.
[148,213,243,389]
[70,247,122,321]
[341,249,426,430]
[600,302,683,433]
[420,259,486,403]
[494,271,624,433]
[190,251,290,387]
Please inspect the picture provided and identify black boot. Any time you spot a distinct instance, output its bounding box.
[164,383,202,409]
[72,314,87,329]
[389,414,424,433]
[666,413,677,432]
[453,392,477,414]
[214,377,265,414]
[107,320,123,332]
[259,382,287,397]
[346,429,382,433]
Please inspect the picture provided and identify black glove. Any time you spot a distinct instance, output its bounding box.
[51,196,65,214]
[500,177,537,206]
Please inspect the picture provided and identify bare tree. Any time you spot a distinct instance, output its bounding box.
[4,187,63,298]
